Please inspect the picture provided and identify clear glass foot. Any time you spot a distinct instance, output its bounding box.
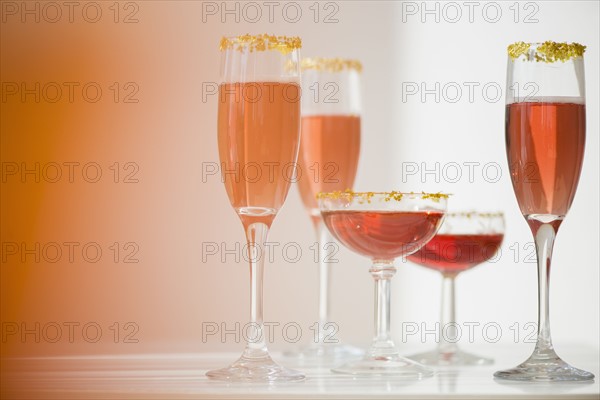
[206,354,305,382]
[409,347,493,366]
[284,343,364,362]
[332,353,434,378]
[494,351,594,382]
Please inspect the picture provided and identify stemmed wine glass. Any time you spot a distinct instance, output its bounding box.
[294,57,363,360]
[407,212,505,366]
[206,34,304,382]
[495,41,593,381]
[318,191,448,376]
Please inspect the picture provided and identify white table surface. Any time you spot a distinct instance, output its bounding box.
[2,346,599,399]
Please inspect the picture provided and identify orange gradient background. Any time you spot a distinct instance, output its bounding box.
[1,2,223,357]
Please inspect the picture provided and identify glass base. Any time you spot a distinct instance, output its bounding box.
[409,347,493,366]
[494,353,594,382]
[284,343,364,362]
[332,353,434,378]
[206,354,305,382]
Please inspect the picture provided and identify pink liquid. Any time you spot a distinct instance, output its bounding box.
[506,101,585,217]
[297,115,361,214]
[321,210,445,260]
[218,82,301,225]
[407,233,504,275]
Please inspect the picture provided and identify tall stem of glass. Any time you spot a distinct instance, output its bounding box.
[292,217,361,358]
[241,221,270,359]
[494,217,594,381]
[531,221,557,358]
[315,218,332,345]
[439,274,458,355]
[370,261,396,358]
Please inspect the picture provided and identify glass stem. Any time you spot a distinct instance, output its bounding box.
[242,221,269,359]
[531,222,558,359]
[369,260,397,358]
[315,218,332,345]
[439,274,459,354]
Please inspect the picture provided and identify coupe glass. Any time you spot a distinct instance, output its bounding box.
[294,58,363,360]
[319,191,448,377]
[495,41,593,381]
[407,212,505,366]
[206,34,304,382]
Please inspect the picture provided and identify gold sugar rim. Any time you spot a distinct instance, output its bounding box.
[220,34,301,55]
[301,57,363,73]
[508,41,586,62]
[317,189,450,204]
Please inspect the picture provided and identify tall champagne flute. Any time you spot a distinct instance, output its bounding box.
[206,34,304,382]
[495,41,593,381]
[295,58,363,359]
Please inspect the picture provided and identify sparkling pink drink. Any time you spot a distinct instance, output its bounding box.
[321,210,445,260]
[218,82,301,224]
[297,115,361,215]
[407,233,504,275]
[506,100,585,218]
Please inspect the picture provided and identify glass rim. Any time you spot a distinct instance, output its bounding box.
[317,190,450,202]
[507,41,586,63]
[301,57,363,73]
[219,34,302,54]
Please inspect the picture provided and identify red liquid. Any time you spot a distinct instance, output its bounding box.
[506,101,585,217]
[297,115,361,214]
[407,233,504,275]
[218,82,301,224]
[321,210,445,260]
